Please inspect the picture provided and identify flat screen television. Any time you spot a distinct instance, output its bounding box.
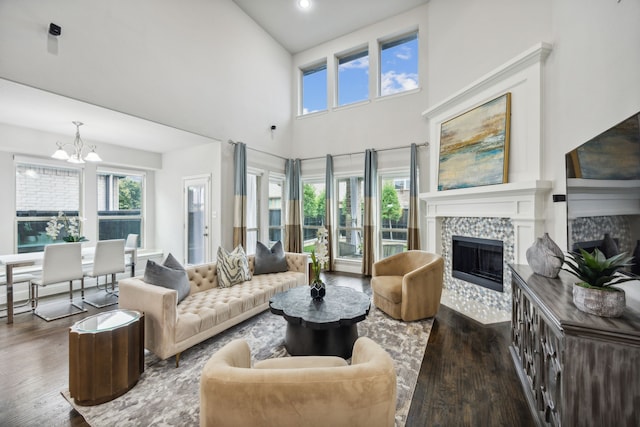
[565,111,640,276]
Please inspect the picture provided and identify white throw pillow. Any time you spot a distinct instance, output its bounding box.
[217,245,252,288]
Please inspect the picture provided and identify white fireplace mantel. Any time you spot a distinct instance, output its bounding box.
[420,180,553,264]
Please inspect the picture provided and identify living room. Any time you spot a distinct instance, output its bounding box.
[0,0,639,426]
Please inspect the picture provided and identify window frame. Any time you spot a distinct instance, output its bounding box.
[246,170,262,255]
[267,173,285,246]
[336,46,369,107]
[301,177,326,254]
[300,59,328,116]
[378,30,419,98]
[378,170,410,259]
[14,157,84,253]
[335,175,364,260]
[96,167,146,248]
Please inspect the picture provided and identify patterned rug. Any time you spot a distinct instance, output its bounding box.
[63,300,432,427]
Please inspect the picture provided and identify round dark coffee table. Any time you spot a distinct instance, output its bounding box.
[269,284,371,358]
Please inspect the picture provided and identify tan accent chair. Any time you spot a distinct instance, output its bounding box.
[200,337,397,427]
[371,250,444,321]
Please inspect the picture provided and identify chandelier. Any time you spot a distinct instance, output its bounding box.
[51,121,102,164]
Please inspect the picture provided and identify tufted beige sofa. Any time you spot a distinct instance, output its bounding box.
[119,252,308,364]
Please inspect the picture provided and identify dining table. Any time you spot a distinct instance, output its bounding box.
[0,246,137,324]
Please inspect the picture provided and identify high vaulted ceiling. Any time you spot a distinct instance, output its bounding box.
[232,0,430,53]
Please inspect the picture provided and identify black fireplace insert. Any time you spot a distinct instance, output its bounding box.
[452,235,504,292]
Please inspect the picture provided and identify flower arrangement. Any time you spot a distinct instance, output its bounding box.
[310,226,329,284]
[46,211,86,242]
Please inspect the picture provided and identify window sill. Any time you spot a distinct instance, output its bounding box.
[297,110,329,120]
[375,87,422,102]
[332,99,371,112]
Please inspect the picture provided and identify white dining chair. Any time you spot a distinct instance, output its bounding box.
[125,233,139,275]
[84,239,126,308]
[0,271,35,317]
[31,242,86,321]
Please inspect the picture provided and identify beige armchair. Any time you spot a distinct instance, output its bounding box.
[371,250,444,321]
[200,337,397,427]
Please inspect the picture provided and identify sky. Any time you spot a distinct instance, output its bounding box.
[302,35,418,114]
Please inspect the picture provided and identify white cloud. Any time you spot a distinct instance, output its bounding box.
[395,46,412,61]
[338,56,369,71]
[381,71,418,96]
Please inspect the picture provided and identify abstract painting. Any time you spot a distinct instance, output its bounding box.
[438,93,511,191]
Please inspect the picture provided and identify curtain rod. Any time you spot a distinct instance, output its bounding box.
[299,142,429,162]
[227,140,429,162]
[227,140,289,161]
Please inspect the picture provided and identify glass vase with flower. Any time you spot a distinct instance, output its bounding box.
[310,226,329,300]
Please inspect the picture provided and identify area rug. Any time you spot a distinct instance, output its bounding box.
[63,302,432,427]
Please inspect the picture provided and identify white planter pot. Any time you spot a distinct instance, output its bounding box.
[572,283,626,318]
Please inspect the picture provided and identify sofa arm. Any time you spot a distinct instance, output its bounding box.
[119,277,178,360]
[285,252,309,274]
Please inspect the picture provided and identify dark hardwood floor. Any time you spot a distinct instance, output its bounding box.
[0,273,534,426]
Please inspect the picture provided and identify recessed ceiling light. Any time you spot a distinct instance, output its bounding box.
[298,0,311,9]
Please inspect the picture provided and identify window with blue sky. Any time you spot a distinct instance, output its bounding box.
[380,32,419,96]
[301,62,327,115]
[337,49,369,106]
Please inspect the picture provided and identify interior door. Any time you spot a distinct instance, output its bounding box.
[184,175,210,265]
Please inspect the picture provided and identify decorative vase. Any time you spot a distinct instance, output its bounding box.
[526,233,564,278]
[572,283,626,317]
[310,280,326,300]
[601,233,619,258]
[632,240,640,275]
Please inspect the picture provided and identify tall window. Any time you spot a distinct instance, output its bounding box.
[379,32,419,96]
[336,176,364,259]
[268,176,284,245]
[15,162,81,253]
[337,49,369,106]
[302,180,326,252]
[301,61,327,115]
[380,174,410,258]
[246,173,260,255]
[97,169,144,245]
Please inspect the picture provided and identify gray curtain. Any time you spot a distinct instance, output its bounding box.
[408,143,421,250]
[362,149,377,276]
[285,158,302,253]
[325,155,334,271]
[232,142,246,249]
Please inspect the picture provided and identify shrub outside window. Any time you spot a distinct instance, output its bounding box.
[97,169,144,246]
[379,174,410,258]
[302,180,326,253]
[336,176,364,259]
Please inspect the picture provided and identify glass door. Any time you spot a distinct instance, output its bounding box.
[184,176,210,265]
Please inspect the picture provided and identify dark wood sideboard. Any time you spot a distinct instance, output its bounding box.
[509,264,640,427]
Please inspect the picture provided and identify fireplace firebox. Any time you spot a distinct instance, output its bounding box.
[452,236,504,292]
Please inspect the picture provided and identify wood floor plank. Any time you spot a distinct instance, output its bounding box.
[0,274,533,426]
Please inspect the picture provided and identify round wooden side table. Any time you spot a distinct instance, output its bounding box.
[69,309,144,406]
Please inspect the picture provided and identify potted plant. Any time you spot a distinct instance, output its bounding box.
[563,248,634,317]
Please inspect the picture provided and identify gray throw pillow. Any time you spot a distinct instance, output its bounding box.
[143,254,190,304]
[254,241,288,275]
[217,245,251,288]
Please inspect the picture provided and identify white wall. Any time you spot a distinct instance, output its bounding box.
[543,0,640,249]
[156,141,223,264]
[0,0,293,158]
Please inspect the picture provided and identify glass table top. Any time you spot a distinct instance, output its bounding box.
[73,309,141,332]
